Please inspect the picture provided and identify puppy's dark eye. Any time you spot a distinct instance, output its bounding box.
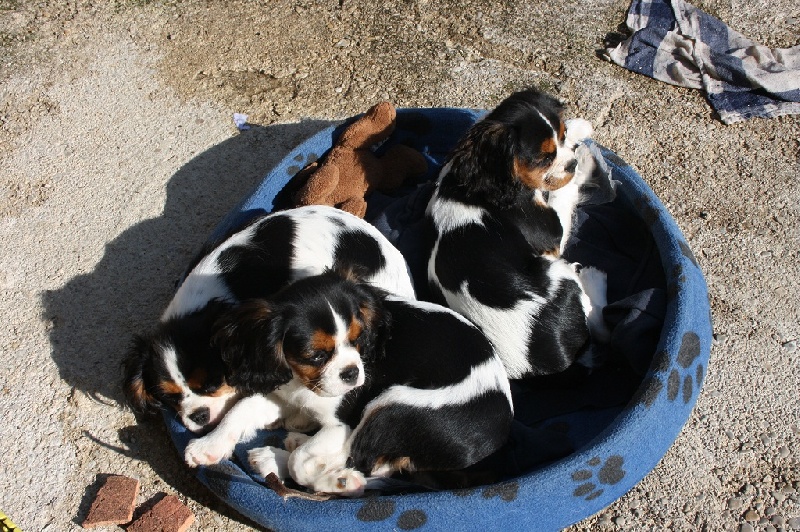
[162,392,182,405]
[537,153,556,166]
[198,384,219,395]
[307,350,331,364]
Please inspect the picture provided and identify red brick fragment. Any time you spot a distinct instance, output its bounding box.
[82,474,140,528]
[127,494,195,532]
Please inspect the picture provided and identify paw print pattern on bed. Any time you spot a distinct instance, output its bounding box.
[634,331,705,408]
[481,481,519,502]
[449,480,520,501]
[286,152,319,176]
[355,481,520,530]
[356,499,428,530]
[667,332,704,404]
[571,455,626,501]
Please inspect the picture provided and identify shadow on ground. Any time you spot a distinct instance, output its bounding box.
[42,118,334,529]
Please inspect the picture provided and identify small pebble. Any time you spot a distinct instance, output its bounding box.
[782,340,797,352]
[788,517,800,529]
[764,525,776,532]
[778,446,790,458]
[772,490,786,502]
[765,506,777,516]
[744,509,759,522]
[771,515,785,527]
[740,523,754,532]
[739,442,753,452]
[613,516,626,527]
[728,497,744,510]
[597,514,611,526]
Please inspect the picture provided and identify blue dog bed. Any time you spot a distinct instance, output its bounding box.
[165,108,712,531]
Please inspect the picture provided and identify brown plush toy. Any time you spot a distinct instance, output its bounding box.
[293,101,428,218]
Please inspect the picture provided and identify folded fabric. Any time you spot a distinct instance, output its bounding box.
[603,0,800,124]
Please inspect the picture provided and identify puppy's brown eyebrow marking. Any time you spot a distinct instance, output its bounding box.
[347,317,362,343]
[310,330,336,352]
[558,120,566,141]
[540,137,557,156]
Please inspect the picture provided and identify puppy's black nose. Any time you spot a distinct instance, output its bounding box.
[339,365,360,385]
[565,159,578,173]
[187,407,210,426]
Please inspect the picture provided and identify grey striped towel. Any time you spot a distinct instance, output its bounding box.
[603,0,800,124]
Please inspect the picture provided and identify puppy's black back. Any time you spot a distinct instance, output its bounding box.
[215,215,297,300]
[348,392,512,474]
[336,299,500,424]
[342,299,513,474]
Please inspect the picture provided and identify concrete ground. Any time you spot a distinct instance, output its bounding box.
[0,0,798,530]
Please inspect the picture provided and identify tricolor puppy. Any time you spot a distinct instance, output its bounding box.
[426,88,610,379]
[122,205,415,435]
[192,270,513,495]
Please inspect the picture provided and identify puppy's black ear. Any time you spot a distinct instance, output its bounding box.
[122,335,162,417]
[449,121,520,206]
[213,300,293,394]
[352,282,391,364]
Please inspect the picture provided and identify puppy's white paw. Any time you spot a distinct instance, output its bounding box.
[577,265,608,304]
[284,431,311,452]
[577,266,612,344]
[248,446,291,479]
[290,452,332,487]
[565,118,593,145]
[313,468,367,497]
[184,434,235,467]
